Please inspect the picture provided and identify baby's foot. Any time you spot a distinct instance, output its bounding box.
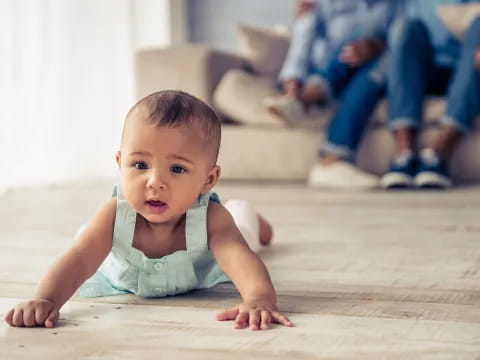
[258,215,273,246]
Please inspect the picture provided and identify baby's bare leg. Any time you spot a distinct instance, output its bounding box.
[257,214,273,246]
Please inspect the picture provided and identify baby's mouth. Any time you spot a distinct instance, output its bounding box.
[146,200,166,207]
[145,200,168,215]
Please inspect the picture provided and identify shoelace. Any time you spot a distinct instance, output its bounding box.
[419,148,441,167]
[392,151,414,167]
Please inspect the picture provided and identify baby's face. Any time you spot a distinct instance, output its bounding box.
[117,120,219,224]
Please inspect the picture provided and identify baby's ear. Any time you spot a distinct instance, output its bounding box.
[115,151,121,168]
[201,165,221,194]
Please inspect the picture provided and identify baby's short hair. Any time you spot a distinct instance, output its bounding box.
[124,90,222,162]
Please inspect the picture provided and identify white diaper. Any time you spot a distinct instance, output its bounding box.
[224,199,260,252]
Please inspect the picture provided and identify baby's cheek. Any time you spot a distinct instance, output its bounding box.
[122,185,142,207]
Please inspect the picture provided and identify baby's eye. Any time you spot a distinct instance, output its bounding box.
[134,161,148,170]
[170,165,187,174]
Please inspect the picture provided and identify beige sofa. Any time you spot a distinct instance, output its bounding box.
[135,44,480,183]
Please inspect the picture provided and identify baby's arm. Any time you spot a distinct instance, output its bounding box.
[4,198,116,328]
[207,202,292,330]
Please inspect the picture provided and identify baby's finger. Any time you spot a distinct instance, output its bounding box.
[23,308,36,327]
[249,310,261,330]
[45,309,59,328]
[260,310,271,330]
[272,311,293,327]
[216,306,239,321]
[12,308,25,327]
[234,311,249,329]
[35,303,52,326]
[4,308,14,326]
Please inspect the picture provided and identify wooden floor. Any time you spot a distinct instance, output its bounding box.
[1,182,479,359]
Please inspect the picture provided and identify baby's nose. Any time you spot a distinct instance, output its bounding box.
[147,173,167,190]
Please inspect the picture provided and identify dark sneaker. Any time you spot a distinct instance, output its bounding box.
[381,153,417,189]
[414,148,451,189]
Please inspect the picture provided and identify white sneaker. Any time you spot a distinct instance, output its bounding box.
[263,95,305,124]
[308,161,379,189]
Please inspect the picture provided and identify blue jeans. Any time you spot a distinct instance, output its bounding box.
[321,54,387,159]
[278,11,327,84]
[388,18,480,132]
[279,9,388,159]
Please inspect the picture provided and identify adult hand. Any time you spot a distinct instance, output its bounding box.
[340,39,385,67]
[295,0,315,18]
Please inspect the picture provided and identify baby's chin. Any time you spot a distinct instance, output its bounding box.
[138,207,185,226]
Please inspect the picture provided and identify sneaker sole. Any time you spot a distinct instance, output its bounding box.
[381,172,414,189]
[308,166,379,190]
[308,181,378,190]
[414,171,451,189]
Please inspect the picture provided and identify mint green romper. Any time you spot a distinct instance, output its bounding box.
[79,186,230,298]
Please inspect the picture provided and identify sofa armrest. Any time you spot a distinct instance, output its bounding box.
[135,45,246,105]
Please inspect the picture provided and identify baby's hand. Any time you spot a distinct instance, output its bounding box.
[216,299,292,330]
[4,298,59,328]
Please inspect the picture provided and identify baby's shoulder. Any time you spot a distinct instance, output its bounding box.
[206,201,236,234]
[91,197,117,219]
[206,200,228,221]
[91,197,118,229]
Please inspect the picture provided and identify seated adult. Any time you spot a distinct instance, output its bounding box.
[381,0,480,189]
[264,0,395,188]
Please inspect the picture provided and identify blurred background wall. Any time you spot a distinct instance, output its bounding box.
[188,0,294,51]
[0,0,295,193]
[0,0,187,192]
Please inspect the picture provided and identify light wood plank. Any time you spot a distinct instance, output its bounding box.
[1,183,480,359]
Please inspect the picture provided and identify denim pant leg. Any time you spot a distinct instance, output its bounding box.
[388,19,435,130]
[442,18,480,132]
[323,59,386,159]
[278,11,321,82]
[307,45,357,102]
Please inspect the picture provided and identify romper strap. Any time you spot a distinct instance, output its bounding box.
[185,191,220,256]
[111,185,138,261]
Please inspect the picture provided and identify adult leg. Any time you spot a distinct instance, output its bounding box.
[381,19,435,189]
[415,18,480,188]
[278,10,322,97]
[263,9,323,123]
[300,44,357,107]
[388,19,435,152]
[436,18,480,157]
[308,59,385,188]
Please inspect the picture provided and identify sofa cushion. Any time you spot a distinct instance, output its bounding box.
[213,69,287,127]
[437,3,480,39]
[214,69,331,129]
[219,122,480,183]
[219,125,320,180]
[237,23,290,78]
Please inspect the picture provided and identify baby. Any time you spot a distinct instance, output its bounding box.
[4,90,292,330]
